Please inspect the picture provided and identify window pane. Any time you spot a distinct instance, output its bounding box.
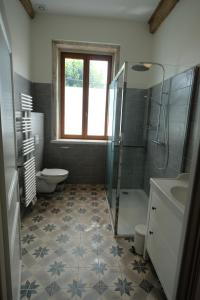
[64,58,83,135]
[87,60,108,136]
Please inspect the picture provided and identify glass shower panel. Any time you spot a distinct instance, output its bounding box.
[117,62,150,235]
[106,81,115,207]
[106,67,125,230]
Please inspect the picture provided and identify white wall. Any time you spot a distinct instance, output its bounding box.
[151,0,200,83]
[4,0,199,85]
[3,0,31,80]
[31,14,153,85]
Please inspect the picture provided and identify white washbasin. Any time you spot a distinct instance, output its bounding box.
[150,173,190,213]
[171,186,188,205]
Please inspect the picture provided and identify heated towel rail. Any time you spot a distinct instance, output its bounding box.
[21,93,37,207]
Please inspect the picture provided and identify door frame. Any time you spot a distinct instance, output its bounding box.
[175,68,200,300]
[0,3,20,300]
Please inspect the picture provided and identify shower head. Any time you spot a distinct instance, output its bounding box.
[131,63,152,72]
[131,62,165,73]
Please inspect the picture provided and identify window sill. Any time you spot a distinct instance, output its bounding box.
[51,139,108,145]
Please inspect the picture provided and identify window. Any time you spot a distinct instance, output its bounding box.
[60,52,112,139]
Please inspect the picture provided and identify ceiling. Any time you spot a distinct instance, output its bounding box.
[31,0,160,21]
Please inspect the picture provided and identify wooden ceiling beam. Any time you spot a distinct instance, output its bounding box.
[19,0,35,19]
[148,0,180,34]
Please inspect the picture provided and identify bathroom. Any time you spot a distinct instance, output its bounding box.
[1,0,200,299]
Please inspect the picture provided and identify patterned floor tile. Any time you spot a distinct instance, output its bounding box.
[21,184,165,300]
[56,267,79,289]
[20,278,42,300]
[101,286,123,300]
[78,267,100,288]
[99,267,122,287]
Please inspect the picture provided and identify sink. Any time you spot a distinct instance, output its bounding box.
[170,186,188,205]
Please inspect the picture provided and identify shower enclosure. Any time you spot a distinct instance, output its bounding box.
[106,62,150,236]
[106,61,192,236]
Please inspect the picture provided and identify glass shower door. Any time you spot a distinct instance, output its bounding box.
[106,63,127,235]
[106,81,116,207]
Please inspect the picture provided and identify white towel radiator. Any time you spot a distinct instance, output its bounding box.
[21,93,37,207]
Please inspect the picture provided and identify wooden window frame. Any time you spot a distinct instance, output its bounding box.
[60,52,112,140]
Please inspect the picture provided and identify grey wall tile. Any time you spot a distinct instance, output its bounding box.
[123,88,147,146]
[32,81,107,183]
[13,72,32,111]
[171,69,194,91]
[144,68,195,195]
[44,143,107,184]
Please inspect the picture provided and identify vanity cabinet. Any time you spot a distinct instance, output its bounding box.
[145,183,184,300]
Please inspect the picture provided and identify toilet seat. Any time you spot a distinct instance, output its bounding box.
[41,168,69,177]
[36,168,69,193]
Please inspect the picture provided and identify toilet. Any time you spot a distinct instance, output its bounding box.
[36,168,69,193]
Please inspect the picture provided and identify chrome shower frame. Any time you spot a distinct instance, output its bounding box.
[110,62,128,236]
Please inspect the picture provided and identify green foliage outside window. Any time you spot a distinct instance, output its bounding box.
[65,59,105,88]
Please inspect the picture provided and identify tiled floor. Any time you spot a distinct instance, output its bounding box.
[21,184,166,300]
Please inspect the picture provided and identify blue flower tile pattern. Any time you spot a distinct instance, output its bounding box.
[21,184,165,300]
[93,280,108,295]
[132,259,148,274]
[43,224,56,232]
[75,224,87,232]
[66,202,74,207]
[45,281,60,296]
[114,278,134,296]
[33,246,49,258]
[21,280,39,299]
[32,215,44,223]
[41,201,49,207]
[79,208,87,214]
[91,233,103,243]
[56,234,69,243]
[51,208,60,214]
[91,215,101,223]
[22,234,35,244]
[63,215,72,222]
[68,280,86,298]
[110,245,124,257]
[48,261,66,276]
[139,279,153,293]
[72,246,86,257]
[91,262,107,274]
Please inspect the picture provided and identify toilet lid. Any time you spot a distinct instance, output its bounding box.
[41,168,69,176]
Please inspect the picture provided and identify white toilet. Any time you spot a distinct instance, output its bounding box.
[36,168,69,193]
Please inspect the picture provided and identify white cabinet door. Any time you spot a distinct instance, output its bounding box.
[151,190,182,255]
[0,12,21,300]
[146,189,182,300]
[147,219,177,300]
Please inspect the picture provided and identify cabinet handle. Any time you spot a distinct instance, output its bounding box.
[149,231,154,235]
[152,206,156,210]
